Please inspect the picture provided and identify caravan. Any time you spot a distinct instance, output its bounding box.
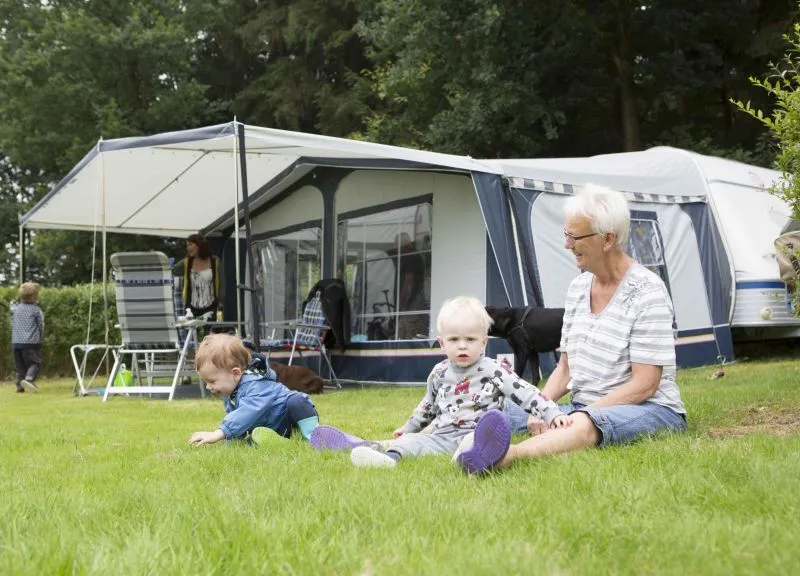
[20,124,799,385]
[487,147,800,351]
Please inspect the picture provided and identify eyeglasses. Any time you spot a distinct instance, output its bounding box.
[563,229,600,243]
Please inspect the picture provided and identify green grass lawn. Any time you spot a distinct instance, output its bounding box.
[2,359,799,575]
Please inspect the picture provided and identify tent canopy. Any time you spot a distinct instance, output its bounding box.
[25,122,785,238]
[20,122,501,238]
[484,146,782,200]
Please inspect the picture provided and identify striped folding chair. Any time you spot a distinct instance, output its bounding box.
[104,251,204,401]
[256,291,341,389]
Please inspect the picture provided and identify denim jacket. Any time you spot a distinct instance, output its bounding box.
[219,355,299,439]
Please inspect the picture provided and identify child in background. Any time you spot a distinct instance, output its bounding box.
[11,282,44,393]
[310,296,572,471]
[188,334,320,447]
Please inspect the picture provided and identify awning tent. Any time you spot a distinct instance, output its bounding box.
[483,146,791,286]
[21,121,500,238]
[20,122,519,360]
[21,123,800,384]
[483,147,799,351]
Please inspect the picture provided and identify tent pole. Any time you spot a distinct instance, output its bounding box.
[237,122,261,352]
[232,121,242,337]
[18,225,24,283]
[99,140,109,351]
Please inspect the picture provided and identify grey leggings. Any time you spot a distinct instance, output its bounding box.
[385,428,471,459]
[14,347,41,383]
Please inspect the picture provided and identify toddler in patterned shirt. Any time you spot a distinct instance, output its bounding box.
[310,296,572,470]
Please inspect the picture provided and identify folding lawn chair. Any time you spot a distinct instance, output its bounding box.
[71,343,119,396]
[257,291,341,389]
[103,251,206,401]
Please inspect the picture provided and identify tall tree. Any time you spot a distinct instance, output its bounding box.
[627,0,795,161]
[0,0,217,283]
[358,0,796,160]
[358,0,577,157]
[565,0,646,151]
[735,20,800,221]
[183,0,264,126]
[0,154,42,283]
[191,0,373,136]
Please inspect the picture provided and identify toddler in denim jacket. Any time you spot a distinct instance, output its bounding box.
[188,334,319,447]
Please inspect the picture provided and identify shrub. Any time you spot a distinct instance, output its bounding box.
[0,283,118,379]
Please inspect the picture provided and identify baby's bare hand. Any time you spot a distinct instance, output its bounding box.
[188,431,215,446]
[188,432,205,445]
[527,416,547,436]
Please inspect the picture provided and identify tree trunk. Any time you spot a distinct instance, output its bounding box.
[611,12,640,151]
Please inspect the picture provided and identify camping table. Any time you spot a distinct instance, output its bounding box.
[202,320,245,337]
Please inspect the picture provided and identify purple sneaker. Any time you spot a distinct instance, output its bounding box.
[456,410,512,475]
[310,425,370,452]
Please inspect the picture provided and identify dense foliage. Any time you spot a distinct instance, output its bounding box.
[0,283,118,378]
[0,0,797,284]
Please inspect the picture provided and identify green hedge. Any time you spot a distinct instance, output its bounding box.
[0,284,119,379]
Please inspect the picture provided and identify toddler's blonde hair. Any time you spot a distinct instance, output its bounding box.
[436,296,493,335]
[19,282,41,304]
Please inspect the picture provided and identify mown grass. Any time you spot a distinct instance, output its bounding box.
[1,359,799,575]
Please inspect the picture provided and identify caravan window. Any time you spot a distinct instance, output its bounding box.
[338,202,432,341]
[628,218,669,286]
[254,227,322,323]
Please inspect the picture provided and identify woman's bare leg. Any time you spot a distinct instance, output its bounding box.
[498,412,601,467]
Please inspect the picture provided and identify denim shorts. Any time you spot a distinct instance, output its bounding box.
[504,400,686,447]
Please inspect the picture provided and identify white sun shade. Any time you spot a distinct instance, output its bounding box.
[21,122,499,238]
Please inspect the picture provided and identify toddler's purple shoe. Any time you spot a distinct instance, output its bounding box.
[456,410,512,475]
[310,425,370,452]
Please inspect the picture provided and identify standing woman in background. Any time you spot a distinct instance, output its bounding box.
[173,233,224,320]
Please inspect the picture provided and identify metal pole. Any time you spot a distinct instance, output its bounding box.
[236,122,261,351]
[100,140,109,353]
[232,120,242,335]
[18,225,24,283]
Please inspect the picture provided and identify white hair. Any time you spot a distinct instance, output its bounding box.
[564,184,630,249]
[436,296,493,335]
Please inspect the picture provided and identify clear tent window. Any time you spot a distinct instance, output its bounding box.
[628,218,669,288]
[254,227,322,324]
[338,203,432,341]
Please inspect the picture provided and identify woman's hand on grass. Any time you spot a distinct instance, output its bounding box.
[392,427,405,438]
[550,414,573,429]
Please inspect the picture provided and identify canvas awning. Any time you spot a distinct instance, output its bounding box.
[20,121,501,238]
[483,146,781,203]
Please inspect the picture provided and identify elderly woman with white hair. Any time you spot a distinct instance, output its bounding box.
[455,185,687,475]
